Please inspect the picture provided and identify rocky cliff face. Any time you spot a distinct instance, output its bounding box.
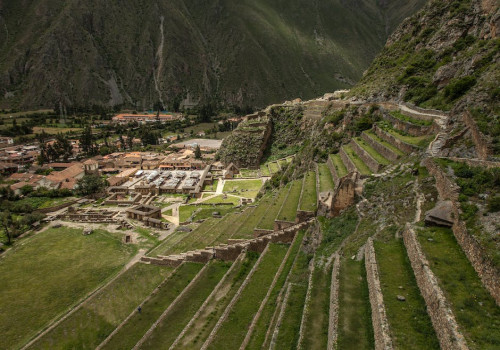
[0,0,425,110]
[351,0,499,156]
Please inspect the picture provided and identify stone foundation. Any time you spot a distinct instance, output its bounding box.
[403,224,468,350]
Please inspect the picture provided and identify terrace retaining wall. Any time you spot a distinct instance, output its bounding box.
[34,199,79,214]
[361,132,400,162]
[365,238,393,350]
[350,140,381,173]
[403,224,469,350]
[383,113,437,137]
[373,124,419,154]
[326,155,340,185]
[462,111,490,160]
[339,147,357,173]
[425,158,500,304]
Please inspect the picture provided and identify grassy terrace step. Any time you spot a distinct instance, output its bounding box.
[300,258,333,349]
[139,261,230,349]
[257,186,291,230]
[246,230,306,349]
[364,130,405,156]
[172,253,258,349]
[211,206,257,242]
[378,122,434,148]
[0,227,137,350]
[234,195,274,237]
[273,241,310,349]
[156,219,219,256]
[260,164,271,177]
[374,239,440,350]
[299,170,318,212]
[30,264,173,349]
[268,162,280,174]
[353,137,391,165]
[337,258,374,349]
[329,153,348,178]
[318,163,335,192]
[100,262,203,350]
[207,243,289,350]
[277,180,302,222]
[390,110,433,126]
[417,227,500,349]
[342,145,372,176]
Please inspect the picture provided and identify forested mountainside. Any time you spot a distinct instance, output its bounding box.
[0,0,426,110]
[351,0,500,156]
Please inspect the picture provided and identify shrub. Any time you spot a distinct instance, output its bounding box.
[487,196,500,213]
[444,76,476,100]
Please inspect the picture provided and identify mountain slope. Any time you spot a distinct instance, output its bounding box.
[0,0,425,110]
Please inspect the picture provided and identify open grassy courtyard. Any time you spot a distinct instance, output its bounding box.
[223,179,263,198]
[0,227,137,350]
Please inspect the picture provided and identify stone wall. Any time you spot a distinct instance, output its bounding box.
[462,111,490,160]
[339,147,357,173]
[365,238,394,350]
[374,124,419,154]
[327,253,340,350]
[425,158,500,304]
[295,210,315,223]
[254,228,274,237]
[329,172,357,217]
[361,132,400,162]
[403,224,469,350]
[34,199,79,214]
[383,113,437,137]
[350,140,381,173]
[444,157,500,169]
[326,155,339,185]
[274,220,295,231]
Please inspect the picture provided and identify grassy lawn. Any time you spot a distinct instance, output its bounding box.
[329,153,348,178]
[0,227,137,350]
[364,130,406,156]
[207,244,289,350]
[374,239,440,349]
[234,195,273,237]
[299,171,317,212]
[343,145,372,175]
[202,195,240,206]
[140,261,230,349]
[354,137,391,165]
[210,207,257,244]
[268,162,280,174]
[240,169,259,178]
[247,230,305,350]
[160,219,219,256]
[260,164,271,176]
[31,264,173,349]
[223,179,263,199]
[337,258,374,349]
[202,179,218,192]
[257,186,291,230]
[179,204,233,223]
[8,196,74,210]
[274,243,311,349]
[418,227,500,349]
[390,110,433,126]
[101,262,203,350]
[174,252,259,349]
[277,180,302,222]
[318,163,335,192]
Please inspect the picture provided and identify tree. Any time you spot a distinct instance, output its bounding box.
[194,145,202,159]
[0,211,17,245]
[76,175,108,196]
[80,125,94,155]
[53,133,73,161]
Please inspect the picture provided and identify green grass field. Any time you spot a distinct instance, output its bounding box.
[140,261,230,349]
[337,258,374,349]
[354,137,391,165]
[211,206,257,243]
[318,163,335,192]
[364,130,406,156]
[418,227,500,349]
[0,227,137,350]
[223,179,263,198]
[268,162,280,174]
[329,153,348,178]
[301,259,332,349]
[277,180,302,222]
[202,195,240,205]
[343,145,372,175]
[257,185,291,230]
[299,171,317,212]
[234,195,273,237]
[246,230,305,350]
[179,204,233,223]
[158,219,219,256]
[173,252,259,349]
[260,164,271,177]
[30,263,173,349]
[374,239,440,349]
[100,262,203,350]
[207,244,289,350]
[240,169,259,178]
[274,242,310,349]
[202,180,218,192]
